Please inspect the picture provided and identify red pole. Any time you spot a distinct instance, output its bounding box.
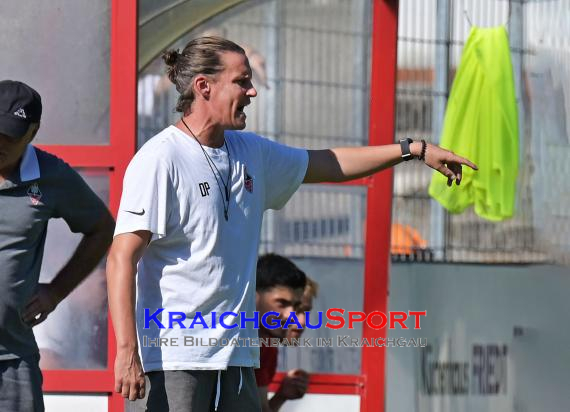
[361,1,399,412]
[108,0,137,410]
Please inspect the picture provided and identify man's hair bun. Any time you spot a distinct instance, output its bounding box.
[162,49,179,67]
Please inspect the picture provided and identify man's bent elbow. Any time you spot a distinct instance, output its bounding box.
[86,210,115,243]
[107,231,151,271]
[101,211,116,243]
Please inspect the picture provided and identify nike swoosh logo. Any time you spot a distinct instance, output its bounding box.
[125,208,145,216]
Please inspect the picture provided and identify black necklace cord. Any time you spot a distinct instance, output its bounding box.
[180,118,232,220]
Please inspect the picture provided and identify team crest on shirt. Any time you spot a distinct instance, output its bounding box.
[243,166,253,193]
[27,183,42,205]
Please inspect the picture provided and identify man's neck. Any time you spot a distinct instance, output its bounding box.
[177,114,225,148]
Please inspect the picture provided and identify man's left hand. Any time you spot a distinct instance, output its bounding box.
[22,283,61,326]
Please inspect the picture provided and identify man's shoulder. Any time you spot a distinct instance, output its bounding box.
[226,130,271,155]
[228,130,265,143]
[33,146,73,177]
[136,126,186,161]
[123,130,175,175]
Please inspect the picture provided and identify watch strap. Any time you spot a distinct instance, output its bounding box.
[399,138,414,161]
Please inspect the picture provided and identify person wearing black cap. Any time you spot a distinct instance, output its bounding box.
[0,80,115,411]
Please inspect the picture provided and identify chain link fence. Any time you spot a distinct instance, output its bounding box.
[394,0,569,264]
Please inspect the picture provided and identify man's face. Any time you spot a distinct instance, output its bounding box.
[0,124,38,173]
[256,285,303,339]
[207,51,257,130]
[286,289,314,340]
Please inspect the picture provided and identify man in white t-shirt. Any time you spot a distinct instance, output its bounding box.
[107,36,477,411]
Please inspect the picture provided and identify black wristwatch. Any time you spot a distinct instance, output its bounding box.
[399,138,414,161]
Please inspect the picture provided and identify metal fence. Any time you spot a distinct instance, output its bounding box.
[394,0,569,264]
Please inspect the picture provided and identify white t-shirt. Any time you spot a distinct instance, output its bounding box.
[114,126,308,371]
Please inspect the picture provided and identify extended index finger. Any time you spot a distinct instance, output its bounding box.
[452,154,478,170]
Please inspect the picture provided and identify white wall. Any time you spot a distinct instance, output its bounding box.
[44,394,107,412]
[387,263,570,412]
[271,393,360,412]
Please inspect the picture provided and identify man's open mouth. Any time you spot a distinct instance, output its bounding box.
[237,101,250,117]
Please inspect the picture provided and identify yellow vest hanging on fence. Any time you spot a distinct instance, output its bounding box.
[428,26,519,221]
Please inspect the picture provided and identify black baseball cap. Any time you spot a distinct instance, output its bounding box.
[0,80,42,139]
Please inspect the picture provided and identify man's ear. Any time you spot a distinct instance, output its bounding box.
[194,75,211,100]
